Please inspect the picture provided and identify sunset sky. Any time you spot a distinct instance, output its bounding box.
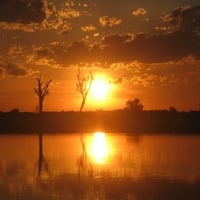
[0,0,200,112]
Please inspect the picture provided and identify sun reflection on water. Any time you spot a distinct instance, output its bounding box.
[87,132,110,164]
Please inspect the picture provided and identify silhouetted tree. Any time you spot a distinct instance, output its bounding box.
[76,67,93,112]
[169,106,177,113]
[125,98,143,112]
[9,108,20,113]
[34,75,51,114]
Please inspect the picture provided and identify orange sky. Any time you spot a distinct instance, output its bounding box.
[0,0,200,112]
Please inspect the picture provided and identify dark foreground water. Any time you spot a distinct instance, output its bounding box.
[0,132,200,200]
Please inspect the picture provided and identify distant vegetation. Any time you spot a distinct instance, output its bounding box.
[125,98,143,112]
[0,109,200,134]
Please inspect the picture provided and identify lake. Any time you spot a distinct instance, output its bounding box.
[0,132,200,200]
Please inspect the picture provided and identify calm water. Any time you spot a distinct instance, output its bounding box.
[0,132,200,200]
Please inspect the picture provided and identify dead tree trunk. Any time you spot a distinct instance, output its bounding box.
[76,68,93,112]
[34,75,51,114]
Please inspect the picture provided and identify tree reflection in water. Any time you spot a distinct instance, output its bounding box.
[36,133,50,180]
[77,133,93,179]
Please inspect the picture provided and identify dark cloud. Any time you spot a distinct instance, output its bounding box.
[0,68,3,76]
[30,5,200,66]
[0,61,27,76]
[31,41,93,66]
[70,31,199,64]
[31,30,199,65]
[96,5,200,63]
[119,30,198,63]
[162,5,200,33]
[102,34,133,46]
[0,0,46,24]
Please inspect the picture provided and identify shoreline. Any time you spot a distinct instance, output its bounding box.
[1,110,200,134]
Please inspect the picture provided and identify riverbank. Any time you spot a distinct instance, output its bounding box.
[0,110,200,134]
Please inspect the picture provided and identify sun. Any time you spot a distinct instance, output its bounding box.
[90,77,110,100]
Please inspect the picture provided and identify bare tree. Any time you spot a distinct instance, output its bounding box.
[34,75,51,114]
[76,67,93,112]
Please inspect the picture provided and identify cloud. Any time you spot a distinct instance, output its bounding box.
[99,16,122,27]
[0,61,27,76]
[81,24,96,32]
[0,0,74,33]
[93,32,99,37]
[161,5,200,33]
[27,46,61,68]
[0,0,91,33]
[0,46,36,77]
[96,5,200,63]
[0,0,48,32]
[58,8,80,19]
[0,22,38,32]
[31,27,200,65]
[30,29,199,66]
[0,67,4,79]
[40,0,90,34]
[132,8,147,16]
[0,0,46,24]
[28,5,200,66]
[7,45,25,57]
[57,0,92,19]
[111,57,200,89]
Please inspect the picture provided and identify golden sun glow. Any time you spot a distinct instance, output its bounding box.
[89,132,109,164]
[90,77,110,100]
